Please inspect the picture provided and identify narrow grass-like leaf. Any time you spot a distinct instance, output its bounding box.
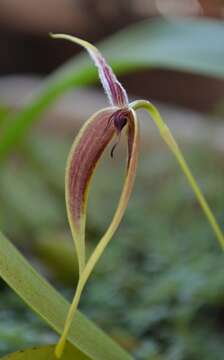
[0,231,132,360]
[0,18,224,159]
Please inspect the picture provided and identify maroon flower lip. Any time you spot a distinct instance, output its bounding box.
[104,108,132,157]
[107,108,130,133]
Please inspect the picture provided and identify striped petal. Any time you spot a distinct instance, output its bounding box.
[51,33,129,107]
[66,107,117,274]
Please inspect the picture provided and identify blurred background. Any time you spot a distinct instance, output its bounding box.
[0,0,224,110]
[0,1,224,359]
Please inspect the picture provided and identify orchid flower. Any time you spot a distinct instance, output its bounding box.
[51,34,224,358]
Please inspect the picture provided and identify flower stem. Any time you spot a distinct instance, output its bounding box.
[130,99,224,249]
[55,228,120,358]
[55,279,84,358]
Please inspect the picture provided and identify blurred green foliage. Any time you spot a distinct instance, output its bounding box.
[0,17,224,159]
[0,128,223,360]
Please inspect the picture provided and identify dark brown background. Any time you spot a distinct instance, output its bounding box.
[0,0,223,113]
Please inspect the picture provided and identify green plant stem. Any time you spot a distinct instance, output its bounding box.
[76,231,86,277]
[55,279,84,358]
[130,99,224,249]
[55,186,132,357]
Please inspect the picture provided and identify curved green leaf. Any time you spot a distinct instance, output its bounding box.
[0,231,132,360]
[1,344,89,360]
[0,18,224,159]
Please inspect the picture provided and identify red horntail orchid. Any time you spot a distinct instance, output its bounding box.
[51,34,224,358]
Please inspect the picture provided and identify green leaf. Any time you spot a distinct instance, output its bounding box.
[102,17,224,77]
[0,231,132,360]
[0,18,224,159]
[1,343,89,360]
